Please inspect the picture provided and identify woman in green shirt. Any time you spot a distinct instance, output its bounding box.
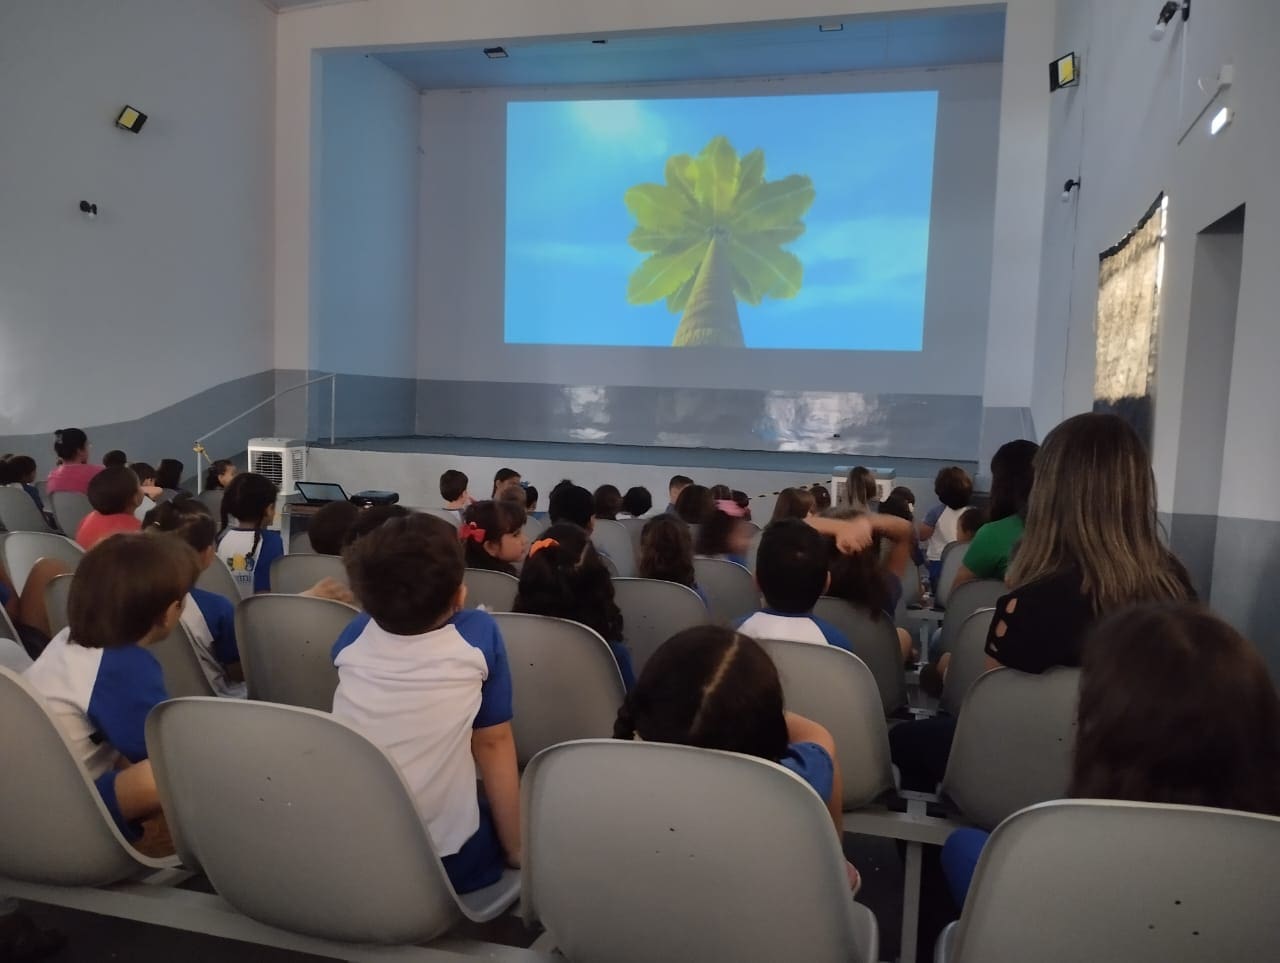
[951,439,1038,587]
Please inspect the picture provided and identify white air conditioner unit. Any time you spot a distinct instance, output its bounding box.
[247,438,307,496]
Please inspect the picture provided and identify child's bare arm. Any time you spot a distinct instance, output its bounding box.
[472,722,522,866]
[784,712,844,836]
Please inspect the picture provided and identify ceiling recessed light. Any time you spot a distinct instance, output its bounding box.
[483,46,508,59]
[818,23,844,33]
[591,39,608,45]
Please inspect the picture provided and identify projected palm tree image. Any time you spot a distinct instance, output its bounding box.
[624,136,815,346]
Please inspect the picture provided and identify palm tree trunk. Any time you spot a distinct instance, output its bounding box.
[672,235,743,347]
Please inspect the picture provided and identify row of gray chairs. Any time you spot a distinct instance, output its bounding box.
[0,530,84,596]
[0,488,95,541]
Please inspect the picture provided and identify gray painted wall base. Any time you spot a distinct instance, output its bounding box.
[1208,516,1280,682]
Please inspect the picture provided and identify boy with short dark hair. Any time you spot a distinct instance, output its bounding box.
[77,466,144,549]
[307,499,361,555]
[492,468,520,498]
[736,519,851,651]
[956,506,984,544]
[102,449,128,468]
[440,469,471,518]
[620,486,652,519]
[332,514,520,892]
[549,481,595,531]
[666,475,693,514]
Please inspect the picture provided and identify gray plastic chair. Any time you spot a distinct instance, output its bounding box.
[269,552,347,594]
[50,490,93,540]
[693,556,759,624]
[463,568,520,612]
[940,667,1081,830]
[490,612,626,768]
[618,517,647,555]
[0,487,54,533]
[937,799,1280,963]
[234,594,358,711]
[0,638,32,672]
[151,621,217,698]
[523,515,549,544]
[757,639,895,809]
[813,597,908,716]
[424,508,461,526]
[147,698,519,944]
[288,530,313,554]
[195,555,243,605]
[198,488,224,517]
[937,578,1006,654]
[44,572,73,637]
[590,519,635,577]
[611,578,710,675]
[0,667,174,885]
[1,531,83,595]
[522,740,879,963]
[940,608,997,716]
[934,541,966,607]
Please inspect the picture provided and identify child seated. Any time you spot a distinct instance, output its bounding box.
[639,514,707,606]
[695,499,752,567]
[735,519,851,651]
[461,500,528,576]
[142,496,245,697]
[770,488,815,523]
[615,625,860,892]
[665,475,693,515]
[24,534,200,844]
[216,472,284,598]
[513,523,635,689]
[548,481,595,531]
[332,514,520,892]
[439,469,472,519]
[920,466,974,587]
[1,454,49,519]
[76,467,144,549]
[593,484,622,521]
[620,486,652,519]
[955,506,984,544]
[307,499,361,555]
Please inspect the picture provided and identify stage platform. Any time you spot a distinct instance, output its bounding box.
[303,436,975,514]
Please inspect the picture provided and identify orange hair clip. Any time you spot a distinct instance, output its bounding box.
[528,538,559,558]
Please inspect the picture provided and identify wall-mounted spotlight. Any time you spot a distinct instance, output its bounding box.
[114,105,147,133]
[483,46,508,59]
[1061,178,1082,203]
[1150,0,1190,41]
[79,200,98,219]
[1049,52,1079,92]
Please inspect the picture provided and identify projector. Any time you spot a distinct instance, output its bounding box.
[351,490,400,508]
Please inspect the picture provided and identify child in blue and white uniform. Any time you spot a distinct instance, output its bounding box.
[216,472,284,598]
[331,513,521,893]
[695,499,753,568]
[24,533,200,840]
[144,496,245,697]
[735,519,852,651]
[512,523,636,690]
[918,466,974,588]
[615,624,860,893]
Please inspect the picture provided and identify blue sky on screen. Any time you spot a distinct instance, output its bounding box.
[504,91,937,351]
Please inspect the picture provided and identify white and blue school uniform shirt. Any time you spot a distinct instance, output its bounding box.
[330,609,513,857]
[180,587,246,698]
[735,608,853,652]
[216,525,285,598]
[23,629,168,834]
[780,742,835,802]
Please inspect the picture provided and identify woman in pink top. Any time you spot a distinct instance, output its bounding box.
[47,428,104,495]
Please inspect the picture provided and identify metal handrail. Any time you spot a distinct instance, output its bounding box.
[194,373,337,493]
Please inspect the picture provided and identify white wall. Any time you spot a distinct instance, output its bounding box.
[1034,0,1280,522]
[0,0,275,436]
[314,53,420,378]
[415,65,1001,396]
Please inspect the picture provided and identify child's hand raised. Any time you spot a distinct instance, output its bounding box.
[831,516,874,555]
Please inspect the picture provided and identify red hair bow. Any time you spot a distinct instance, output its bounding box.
[458,521,486,544]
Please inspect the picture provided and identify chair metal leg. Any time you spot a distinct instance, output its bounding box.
[901,839,923,963]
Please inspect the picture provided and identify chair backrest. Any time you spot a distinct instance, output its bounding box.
[1,531,83,594]
[590,518,636,577]
[0,637,32,672]
[523,515,549,543]
[424,508,461,526]
[151,622,217,698]
[147,698,469,944]
[618,517,647,556]
[745,526,762,572]
[198,489,224,517]
[523,740,878,963]
[269,552,347,594]
[195,553,243,605]
[490,613,627,768]
[757,639,895,808]
[234,594,357,710]
[937,578,1006,654]
[941,667,1080,829]
[289,530,313,554]
[44,572,74,637]
[50,490,93,540]
[935,541,966,606]
[463,568,520,612]
[0,487,53,533]
[941,608,997,716]
[610,578,710,675]
[692,556,759,625]
[812,597,908,716]
[948,800,1280,963]
[0,667,164,884]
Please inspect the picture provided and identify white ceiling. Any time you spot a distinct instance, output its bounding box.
[264,0,365,11]
[371,7,1007,91]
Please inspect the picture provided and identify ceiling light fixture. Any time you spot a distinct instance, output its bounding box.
[1150,0,1189,42]
[1209,106,1232,136]
[483,46,508,59]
